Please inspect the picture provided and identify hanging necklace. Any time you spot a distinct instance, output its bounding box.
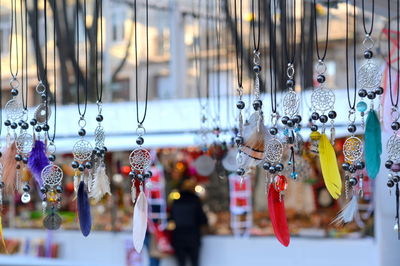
[384,0,400,238]
[90,0,110,204]
[213,0,222,139]
[130,0,152,253]
[279,0,301,181]
[357,0,383,180]
[41,0,63,230]
[71,0,93,237]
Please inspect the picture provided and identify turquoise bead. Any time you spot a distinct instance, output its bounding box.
[356,101,368,112]
[290,172,298,179]
[283,128,289,136]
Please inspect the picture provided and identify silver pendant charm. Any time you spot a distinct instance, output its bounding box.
[16,133,34,154]
[282,90,300,117]
[43,211,62,230]
[343,136,364,163]
[129,148,151,173]
[387,134,400,162]
[34,103,51,125]
[73,139,93,163]
[42,164,63,188]
[21,192,31,203]
[357,61,382,89]
[264,138,283,163]
[5,99,24,121]
[95,125,105,149]
[311,86,335,113]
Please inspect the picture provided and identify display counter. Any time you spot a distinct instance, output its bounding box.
[1,229,377,266]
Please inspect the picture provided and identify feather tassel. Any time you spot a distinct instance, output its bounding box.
[28,140,49,188]
[0,216,7,254]
[268,184,290,247]
[132,190,148,252]
[240,113,266,168]
[2,142,17,193]
[332,195,358,225]
[318,134,342,199]
[90,164,111,203]
[364,110,382,179]
[77,181,91,237]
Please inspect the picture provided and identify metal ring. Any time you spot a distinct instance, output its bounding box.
[35,82,46,94]
[391,107,400,122]
[348,110,356,123]
[78,118,86,128]
[136,125,146,136]
[253,50,261,65]
[315,60,327,74]
[270,113,278,126]
[287,65,295,78]
[9,78,19,89]
[363,35,375,50]
[48,142,56,154]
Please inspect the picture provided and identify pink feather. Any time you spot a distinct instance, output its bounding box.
[268,183,290,247]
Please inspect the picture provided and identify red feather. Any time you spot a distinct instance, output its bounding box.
[268,183,290,247]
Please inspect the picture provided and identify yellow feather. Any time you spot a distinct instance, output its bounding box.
[318,134,342,199]
[0,216,7,254]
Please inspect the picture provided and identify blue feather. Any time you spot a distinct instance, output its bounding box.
[77,181,91,237]
[365,110,382,179]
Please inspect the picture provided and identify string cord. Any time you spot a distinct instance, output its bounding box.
[215,0,221,124]
[134,0,149,125]
[345,0,357,110]
[269,0,277,113]
[21,0,28,110]
[76,0,88,118]
[9,0,19,78]
[251,0,261,52]
[47,0,57,143]
[284,0,297,65]
[36,0,48,83]
[192,0,203,105]
[95,0,104,103]
[361,0,374,36]
[388,0,400,107]
[313,0,330,61]
[233,0,243,89]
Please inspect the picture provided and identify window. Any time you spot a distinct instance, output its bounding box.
[111,78,130,102]
[111,8,126,42]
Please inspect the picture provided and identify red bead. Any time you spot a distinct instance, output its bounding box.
[273,175,288,192]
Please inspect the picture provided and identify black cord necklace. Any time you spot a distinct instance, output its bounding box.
[250,0,262,116]
[213,0,222,138]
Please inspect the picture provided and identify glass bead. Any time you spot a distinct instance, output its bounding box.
[273,175,288,192]
[310,131,321,141]
[356,101,368,112]
[290,172,298,179]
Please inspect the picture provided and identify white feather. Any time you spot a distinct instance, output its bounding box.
[133,191,148,252]
[331,195,358,226]
[89,164,111,203]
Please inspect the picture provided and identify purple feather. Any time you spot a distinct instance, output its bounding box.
[78,181,91,237]
[28,140,49,188]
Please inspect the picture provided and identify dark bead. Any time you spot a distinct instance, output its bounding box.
[393,176,400,183]
[328,111,337,119]
[236,100,245,110]
[311,112,319,120]
[137,174,144,181]
[317,74,326,83]
[23,184,30,192]
[268,166,276,174]
[364,50,373,59]
[96,114,104,122]
[269,127,278,135]
[293,115,302,124]
[358,89,368,98]
[57,196,62,202]
[40,186,47,193]
[234,136,244,145]
[136,136,144,145]
[391,122,400,131]
[16,164,21,169]
[145,170,153,178]
[85,161,93,169]
[15,154,22,161]
[21,122,29,130]
[286,79,295,88]
[0,182,5,189]
[236,168,245,176]
[311,124,318,131]
[56,185,63,193]
[253,64,261,73]
[349,177,358,186]
[375,87,384,95]
[103,146,108,152]
[263,162,271,170]
[252,100,262,111]
[129,171,135,178]
[387,179,395,188]
[42,124,50,131]
[356,161,365,170]
[4,120,11,127]
[22,157,29,164]
[71,161,79,169]
[41,93,47,100]
[48,154,56,162]
[11,88,18,96]
[281,116,290,125]
[367,91,376,100]
[347,124,357,133]
[78,164,85,172]
[342,163,350,171]
[385,160,394,169]
[18,120,24,126]
[78,128,86,136]
[35,125,42,132]
[349,166,357,174]
[319,115,328,124]
[286,119,294,128]
[0,152,2,158]
[10,122,18,129]
[30,119,37,126]
[99,148,106,154]
[275,163,284,172]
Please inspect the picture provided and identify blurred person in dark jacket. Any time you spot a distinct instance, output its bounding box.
[170,178,208,266]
